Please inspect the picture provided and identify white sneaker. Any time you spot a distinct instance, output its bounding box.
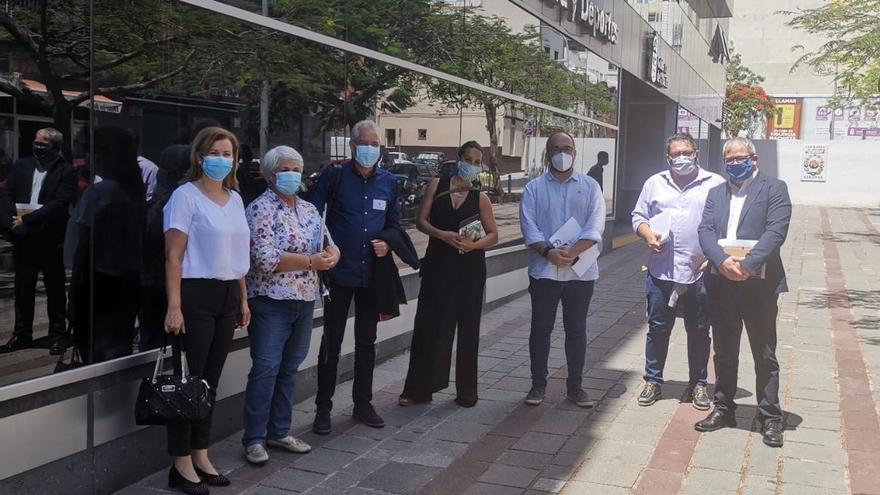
[245,443,269,465]
[267,436,312,454]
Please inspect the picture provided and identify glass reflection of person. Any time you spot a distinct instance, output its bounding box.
[163,127,251,493]
[586,151,609,191]
[69,127,146,364]
[0,128,76,356]
[399,141,498,408]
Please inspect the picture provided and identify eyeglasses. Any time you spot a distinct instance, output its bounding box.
[668,151,696,159]
[724,155,753,164]
[550,146,575,154]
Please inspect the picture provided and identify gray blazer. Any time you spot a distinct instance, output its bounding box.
[698,171,792,294]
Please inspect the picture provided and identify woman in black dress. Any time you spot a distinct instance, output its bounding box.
[400,141,498,407]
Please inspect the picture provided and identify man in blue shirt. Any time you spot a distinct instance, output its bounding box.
[519,131,605,408]
[308,120,400,434]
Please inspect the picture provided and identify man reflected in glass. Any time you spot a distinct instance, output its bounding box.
[0,128,76,355]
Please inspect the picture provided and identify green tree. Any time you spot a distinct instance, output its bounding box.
[0,0,208,156]
[421,11,583,189]
[785,0,880,108]
[723,53,774,138]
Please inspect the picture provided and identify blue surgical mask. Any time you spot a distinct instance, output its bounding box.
[355,145,380,168]
[458,161,481,182]
[202,155,233,181]
[275,171,302,196]
[725,158,755,181]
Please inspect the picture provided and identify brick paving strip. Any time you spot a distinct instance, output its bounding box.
[822,208,880,495]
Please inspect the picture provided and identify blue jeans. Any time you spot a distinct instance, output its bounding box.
[242,296,314,447]
[644,275,710,386]
[528,277,595,391]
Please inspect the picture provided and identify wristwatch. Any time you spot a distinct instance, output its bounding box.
[541,245,552,258]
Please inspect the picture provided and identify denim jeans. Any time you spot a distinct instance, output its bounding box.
[644,275,711,386]
[242,296,314,447]
[528,277,595,391]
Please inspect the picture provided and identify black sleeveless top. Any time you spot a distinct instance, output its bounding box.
[424,177,486,265]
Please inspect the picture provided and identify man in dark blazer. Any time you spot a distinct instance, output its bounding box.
[694,136,791,448]
[0,128,76,355]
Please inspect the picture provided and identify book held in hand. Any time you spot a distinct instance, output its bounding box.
[458,214,485,254]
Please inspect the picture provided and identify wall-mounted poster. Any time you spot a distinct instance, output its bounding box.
[801,144,828,182]
[766,97,803,140]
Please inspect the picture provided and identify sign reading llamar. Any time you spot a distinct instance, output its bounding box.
[551,0,619,44]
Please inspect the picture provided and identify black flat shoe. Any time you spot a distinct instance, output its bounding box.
[168,466,209,495]
[455,396,478,408]
[762,418,784,447]
[694,408,737,432]
[194,466,231,487]
[0,335,33,353]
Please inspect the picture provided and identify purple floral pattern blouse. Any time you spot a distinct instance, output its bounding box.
[246,189,334,302]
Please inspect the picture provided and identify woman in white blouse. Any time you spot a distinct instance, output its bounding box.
[241,146,339,466]
[163,127,250,494]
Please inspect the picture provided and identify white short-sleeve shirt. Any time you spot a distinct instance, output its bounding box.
[163,182,250,281]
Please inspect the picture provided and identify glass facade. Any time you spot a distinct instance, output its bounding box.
[0,0,722,389]
[0,0,621,386]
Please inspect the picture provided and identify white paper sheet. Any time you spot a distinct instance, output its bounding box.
[649,211,671,245]
[571,244,600,277]
[549,217,582,248]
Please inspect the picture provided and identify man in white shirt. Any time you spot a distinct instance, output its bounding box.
[519,131,605,408]
[631,133,725,410]
[0,128,77,355]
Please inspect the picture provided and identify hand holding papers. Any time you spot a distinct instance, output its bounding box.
[649,211,671,245]
[717,239,765,279]
[548,217,599,277]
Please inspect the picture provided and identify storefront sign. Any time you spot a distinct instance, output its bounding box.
[801,144,828,182]
[552,0,619,44]
[766,97,803,140]
[847,127,880,138]
[648,32,668,88]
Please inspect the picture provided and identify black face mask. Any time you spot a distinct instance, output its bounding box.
[32,142,58,164]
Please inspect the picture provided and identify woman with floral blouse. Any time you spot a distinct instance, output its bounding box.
[241,146,339,466]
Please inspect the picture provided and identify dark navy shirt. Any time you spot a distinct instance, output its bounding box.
[308,161,400,288]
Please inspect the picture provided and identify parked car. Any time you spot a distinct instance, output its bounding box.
[387,151,410,163]
[414,151,446,167]
[388,161,437,181]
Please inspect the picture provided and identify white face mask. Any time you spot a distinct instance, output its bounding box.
[669,155,697,176]
[550,152,574,172]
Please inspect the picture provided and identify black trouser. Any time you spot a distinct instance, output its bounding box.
[12,239,67,339]
[706,274,782,421]
[167,279,240,457]
[402,263,485,402]
[315,282,379,410]
[528,277,595,391]
[74,272,140,364]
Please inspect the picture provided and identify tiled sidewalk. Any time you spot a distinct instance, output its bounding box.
[119,206,880,495]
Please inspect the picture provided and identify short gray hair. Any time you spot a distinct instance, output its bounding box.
[722,136,757,157]
[36,128,64,149]
[351,120,380,142]
[260,145,303,177]
[665,133,696,156]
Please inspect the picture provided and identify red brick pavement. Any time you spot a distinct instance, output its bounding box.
[821,208,880,495]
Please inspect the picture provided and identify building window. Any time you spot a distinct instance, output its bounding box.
[386,129,396,147]
[648,12,659,22]
[417,129,427,140]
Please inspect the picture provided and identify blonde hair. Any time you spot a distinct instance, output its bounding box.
[186,127,240,190]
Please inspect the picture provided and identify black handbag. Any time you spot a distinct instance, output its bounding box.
[134,346,215,425]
